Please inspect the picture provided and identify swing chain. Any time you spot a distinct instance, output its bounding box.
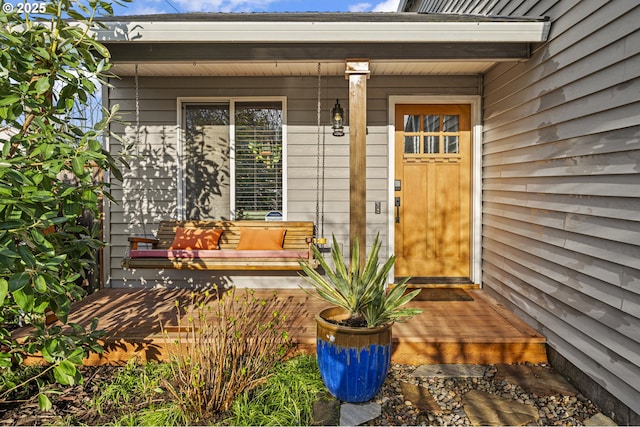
[315,63,326,244]
[134,64,147,236]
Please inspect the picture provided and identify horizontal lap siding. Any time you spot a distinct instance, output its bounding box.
[481,0,640,417]
[105,74,478,287]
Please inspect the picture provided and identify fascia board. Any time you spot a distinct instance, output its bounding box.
[94,20,550,43]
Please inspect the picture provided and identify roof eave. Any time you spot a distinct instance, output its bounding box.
[93,20,550,44]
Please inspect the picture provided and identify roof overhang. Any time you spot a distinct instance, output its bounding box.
[97,13,550,43]
[94,13,550,77]
[95,19,550,44]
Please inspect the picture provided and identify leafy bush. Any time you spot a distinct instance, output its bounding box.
[162,287,293,423]
[0,0,129,408]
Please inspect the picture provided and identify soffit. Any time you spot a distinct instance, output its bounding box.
[110,60,496,77]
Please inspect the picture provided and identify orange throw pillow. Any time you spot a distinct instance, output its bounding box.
[169,228,223,250]
[235,228,285,250]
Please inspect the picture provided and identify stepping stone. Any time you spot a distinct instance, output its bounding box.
[312,394,340,426]
[413,364,487,378]
[462,389,539,426]
[340,402,381,426]
[400,381,443,414]
[584,413,617,426]
[495,364,579,396]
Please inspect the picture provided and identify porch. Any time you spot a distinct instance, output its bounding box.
[23,287,546,366]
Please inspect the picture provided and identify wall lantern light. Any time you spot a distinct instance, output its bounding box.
[331,99,345,137]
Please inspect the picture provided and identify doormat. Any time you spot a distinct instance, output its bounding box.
[412,288,474,302]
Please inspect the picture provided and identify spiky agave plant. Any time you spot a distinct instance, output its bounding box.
[299,233,422,328]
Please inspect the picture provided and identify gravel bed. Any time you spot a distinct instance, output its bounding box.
[368,364,603,426]
[0,363,604,426]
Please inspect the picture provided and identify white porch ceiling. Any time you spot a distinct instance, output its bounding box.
[110,60,497,77]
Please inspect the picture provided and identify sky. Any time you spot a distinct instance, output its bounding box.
[113,0,402,15]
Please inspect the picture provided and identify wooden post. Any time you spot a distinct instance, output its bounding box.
[346,59,370,262]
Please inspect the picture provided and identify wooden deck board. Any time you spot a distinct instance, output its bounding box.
[14,288,547,366]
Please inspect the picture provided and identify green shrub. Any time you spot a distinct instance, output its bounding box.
[0,0,130,409]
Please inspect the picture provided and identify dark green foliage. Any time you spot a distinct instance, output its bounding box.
[0,0,129,409]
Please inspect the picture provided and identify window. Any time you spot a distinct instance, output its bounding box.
[403,113,460,156]
[182,100,284,220]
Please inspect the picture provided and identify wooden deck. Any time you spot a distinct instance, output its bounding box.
[16,287,547,366]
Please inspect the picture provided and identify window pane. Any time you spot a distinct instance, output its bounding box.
[404,114,420,132]
[444,136,459,153]
[404,136,420,153]
[424,136,439,153]
[235,101,283,219]
[443,115,459,132]
[424,115,440,132]
[184,104,230,220]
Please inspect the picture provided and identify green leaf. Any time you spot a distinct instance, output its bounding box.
[8,272,30,291]
[0,248,20,259]
[34,275,47,293]
[71,157,85,177]
[38,393,53,411]
[0,352,13,369]
[40,343,55,364]
[34,76,51,95]
[0,95,20,107]
[17,245,37,269]
[33,47,51,61]
[0,279,8,306]
[33,297,49,314]
[12,287,34,312]
[0,30,21,44]
[50,296,71,324]
[53,360,77,385]
[85,38,111,59]
[82,189,98,203]
[66,347,85,365]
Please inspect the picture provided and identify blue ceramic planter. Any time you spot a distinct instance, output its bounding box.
[316,307,392,403]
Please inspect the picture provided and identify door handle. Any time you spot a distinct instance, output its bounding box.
[395,197,401,223]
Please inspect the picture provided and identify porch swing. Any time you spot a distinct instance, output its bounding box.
[121,64,319,271]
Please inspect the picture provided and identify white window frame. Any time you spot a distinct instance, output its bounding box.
[176,96,288,221]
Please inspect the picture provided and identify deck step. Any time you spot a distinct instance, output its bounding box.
[13,288,547,366]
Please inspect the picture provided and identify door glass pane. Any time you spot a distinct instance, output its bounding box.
[424,115,440,132]
[424,136,439,154]
[404,114,420,132]
[404,136,420,154]
[443,115,459,132]
[444,136,459,153]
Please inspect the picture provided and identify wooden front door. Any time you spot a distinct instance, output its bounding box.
[394,104,471,281]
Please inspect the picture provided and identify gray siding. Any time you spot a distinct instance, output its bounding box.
[105,74,479,288]
[480,0,640,418]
